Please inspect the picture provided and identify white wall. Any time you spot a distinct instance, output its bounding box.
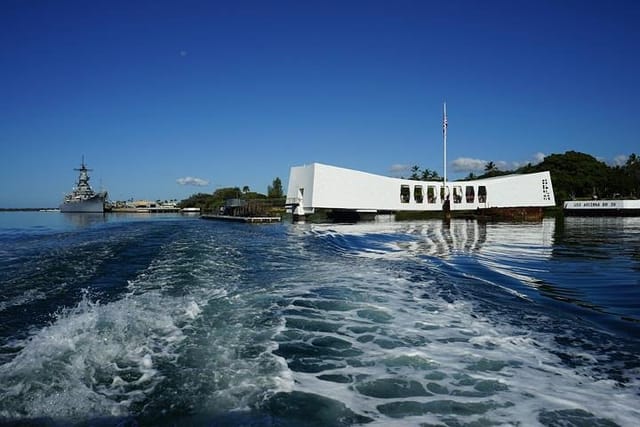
[287,163,555,212]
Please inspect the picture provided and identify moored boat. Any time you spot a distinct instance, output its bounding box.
[563,200,640,216]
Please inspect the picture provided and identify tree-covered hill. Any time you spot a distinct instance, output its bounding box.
[496,151,639,203]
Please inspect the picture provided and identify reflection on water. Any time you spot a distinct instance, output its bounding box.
[399,219,490,256]
[308,218,553,259]
[61,213,107,228]
[308,217,640,334]
[551,216,640,328]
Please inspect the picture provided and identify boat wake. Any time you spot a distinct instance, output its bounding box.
[1,218,639,426]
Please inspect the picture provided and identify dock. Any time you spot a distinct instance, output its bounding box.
[109,207,181,213]
[201,214,281,223]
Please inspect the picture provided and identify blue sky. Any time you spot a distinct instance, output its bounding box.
[1,0,639,208]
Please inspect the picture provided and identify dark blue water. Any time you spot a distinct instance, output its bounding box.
[1,212,639,426]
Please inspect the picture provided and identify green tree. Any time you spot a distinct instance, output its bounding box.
[409,165,421,180]
[531,151,610,202]
[420,168,440,181]
[607,165,630,197]
[624,153,640,196]
[268,177,283,198]
[464,172,477,180]
[480,161,509,178]
[213,187,242,201]
[177,192,217,211]
[405,165,440,181]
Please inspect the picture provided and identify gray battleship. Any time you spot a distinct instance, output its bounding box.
[60,160,107,213]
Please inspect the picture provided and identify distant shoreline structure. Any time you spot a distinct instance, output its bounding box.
[564,199,640,216]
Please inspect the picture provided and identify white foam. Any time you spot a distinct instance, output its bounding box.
[184,300,202,319]
[0,233,242,420]
[0,292,180,419]
[270,229,640,426]
[3,219,638,425]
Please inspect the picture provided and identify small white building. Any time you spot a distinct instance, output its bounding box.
[286,163,555,218]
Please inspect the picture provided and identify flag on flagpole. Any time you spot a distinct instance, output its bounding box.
[443,104,448,135]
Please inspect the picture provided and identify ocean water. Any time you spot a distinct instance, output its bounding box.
[0,212,638,426]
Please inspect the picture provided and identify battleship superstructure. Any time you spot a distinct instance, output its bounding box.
[59,160,107,213]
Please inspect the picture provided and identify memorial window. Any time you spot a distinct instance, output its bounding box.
[465,186,475,203]
[478,186,487,203]
[400,185,410,203]
[427,186,436,203]
[453,186,463,204]
[414,185,424,203]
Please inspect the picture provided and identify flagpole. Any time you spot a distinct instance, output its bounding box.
[443,102,447,192]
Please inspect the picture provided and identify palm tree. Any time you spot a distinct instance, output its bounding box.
[484,161,497,173]
[409,165,420,180]
[421,168,440,181]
